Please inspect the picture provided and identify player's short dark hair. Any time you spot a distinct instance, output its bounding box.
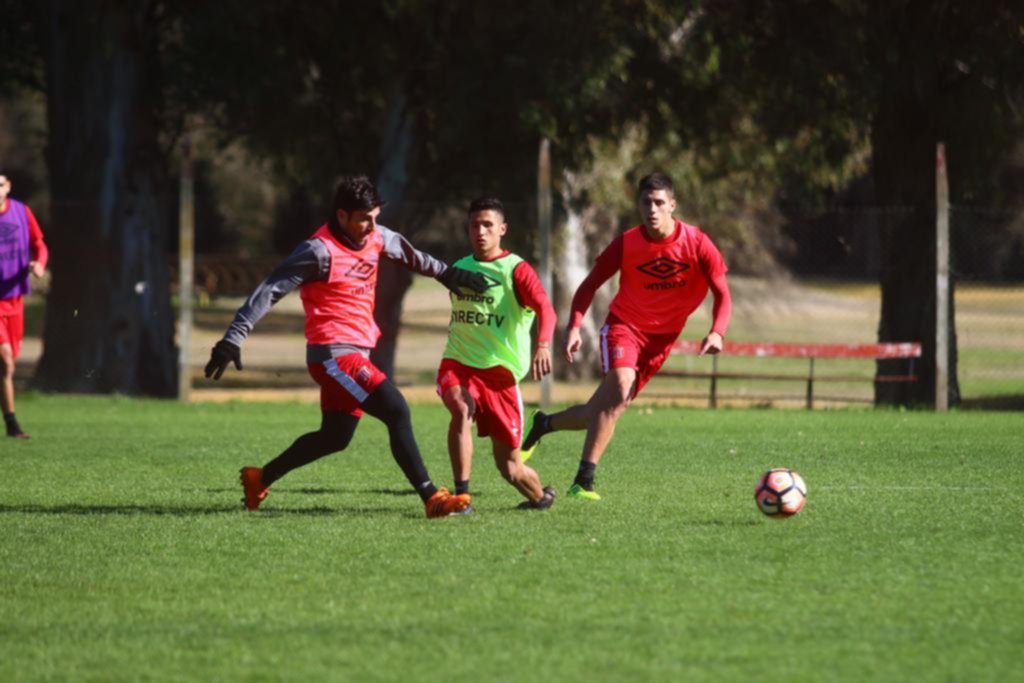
[467,197,505,218]
[637,173,675,198]
[333,175,385,213]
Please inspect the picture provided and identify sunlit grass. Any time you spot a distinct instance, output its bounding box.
[2,396,1022,682]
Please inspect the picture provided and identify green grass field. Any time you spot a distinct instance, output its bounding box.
[2,395,1022,682]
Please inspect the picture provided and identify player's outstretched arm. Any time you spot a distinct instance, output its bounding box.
[376,226,488,293]
[206,241,322,382]
[437,265,489,295]
[205,340,242,380]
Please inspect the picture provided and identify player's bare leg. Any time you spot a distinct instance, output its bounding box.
[579,366,637,466]
[492,439,555,509]
[0,344,15,414]
[493,439,544,501]
[441,385,475,495]
[562,367,636,499]
[0,343,26,438]
[521,377,628,459]
[548,404,589,431]
[520,400,587,459]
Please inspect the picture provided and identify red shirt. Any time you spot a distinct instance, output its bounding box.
[494,250,556,344]
[0,200,48,314]
[569,220,730,335]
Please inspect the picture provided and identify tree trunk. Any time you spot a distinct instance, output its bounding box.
[370,94,418,380]
[871,8,960,408]
[33,1,176,396]
[553,174,605,380]
[371,261,414,380]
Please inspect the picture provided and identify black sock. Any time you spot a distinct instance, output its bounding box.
[574,461,597,490]
[455,479,470,495]
[261,432,336,487]
[362,381,437,503]
[4,412,22,436]
[262,412,359,486]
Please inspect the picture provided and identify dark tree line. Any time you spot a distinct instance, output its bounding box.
[0,0,1020,405]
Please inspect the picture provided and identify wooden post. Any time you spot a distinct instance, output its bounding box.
[178,135,195,402]
[537,137,552,409]
[806,357,815,410]
[710,354,718,408]
[935,143,949,412]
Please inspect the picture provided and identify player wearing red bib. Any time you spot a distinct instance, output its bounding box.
[520,173,733,500]
[205,176,489,518]
[436,198,557,511]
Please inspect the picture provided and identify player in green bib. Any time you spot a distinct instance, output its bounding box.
[436,198,558,510]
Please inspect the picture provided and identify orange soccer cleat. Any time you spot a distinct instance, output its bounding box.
[239,466,269,511]
[424,487,473,518]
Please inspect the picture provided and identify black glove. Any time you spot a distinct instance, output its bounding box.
[204,340,242,380]
[438,266,489,294]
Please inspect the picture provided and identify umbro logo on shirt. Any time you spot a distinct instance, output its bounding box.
[0,221,20,239]
[636,257,690,280]
[481,274,502,290]
[345,260,377,281]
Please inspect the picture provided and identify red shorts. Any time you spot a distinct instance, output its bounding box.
[308,353,387,416]
[600,322,678,397]
[0,300,25,359]
[436,358,524,448]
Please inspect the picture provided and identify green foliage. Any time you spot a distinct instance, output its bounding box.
[0,0,44,91]
[0,92,49,212]
[2,396,1023,681]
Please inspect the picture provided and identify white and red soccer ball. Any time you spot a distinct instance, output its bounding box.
[755,468,807,517]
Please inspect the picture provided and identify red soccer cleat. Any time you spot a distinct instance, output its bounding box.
[424,487,472,518]
[239,466,269,511]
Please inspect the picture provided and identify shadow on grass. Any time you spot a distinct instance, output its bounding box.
[208,486,476,499]
[368,488,419,497]
[205,486,350,495]
[685,518,763,527]
[207,486,420,496]
[0,503,399,517]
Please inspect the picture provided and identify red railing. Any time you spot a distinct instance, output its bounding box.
[663,340,922,408]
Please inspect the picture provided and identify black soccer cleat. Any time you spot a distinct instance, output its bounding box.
[517,486,556,510]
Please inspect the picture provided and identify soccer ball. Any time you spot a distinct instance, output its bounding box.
[754,468,807,517]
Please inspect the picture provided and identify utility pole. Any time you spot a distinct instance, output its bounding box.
[178,135,195,402]
[537,137,552,408]
[935,143,949,412]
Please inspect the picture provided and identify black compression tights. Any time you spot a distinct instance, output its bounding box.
[260,380,436,502]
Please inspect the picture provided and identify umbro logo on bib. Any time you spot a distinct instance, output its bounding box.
[345,260,376,281]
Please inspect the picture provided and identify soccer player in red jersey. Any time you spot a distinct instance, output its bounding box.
[520,173,732,500]
[0,173,48,439]
[436,198,557,511]
[205,176,489,518]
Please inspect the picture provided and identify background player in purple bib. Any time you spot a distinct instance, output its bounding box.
[0,173,48,439]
